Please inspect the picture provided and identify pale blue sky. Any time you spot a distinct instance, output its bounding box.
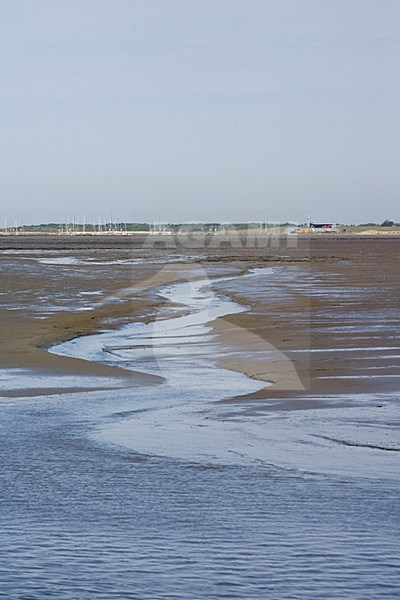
[1,0,399,224]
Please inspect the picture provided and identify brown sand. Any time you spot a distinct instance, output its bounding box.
[213,238,400,407]
[0,260,214,386]
[1,236,399,405]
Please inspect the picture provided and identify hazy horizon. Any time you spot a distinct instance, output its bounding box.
[1,0,399,224]
[2,217,398,229]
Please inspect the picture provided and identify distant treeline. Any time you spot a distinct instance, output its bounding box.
[7,222,298,233]
[348,220,399,227]
[2,220,399,233]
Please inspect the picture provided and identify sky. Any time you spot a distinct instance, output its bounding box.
[1,0,399,225]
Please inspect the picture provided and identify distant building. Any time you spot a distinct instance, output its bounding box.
[289,221,340,235]
[309,222,338,232]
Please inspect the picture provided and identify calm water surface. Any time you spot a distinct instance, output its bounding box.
[1,257,399,598]
[1,391,399,599]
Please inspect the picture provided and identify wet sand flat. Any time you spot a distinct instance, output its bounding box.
[1,235,399,403]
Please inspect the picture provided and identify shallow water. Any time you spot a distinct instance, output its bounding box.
[1,261,400,598]
[1,386,400,599]
[49,268,400,478]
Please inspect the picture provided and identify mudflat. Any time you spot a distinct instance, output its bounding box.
[1,235,399,405]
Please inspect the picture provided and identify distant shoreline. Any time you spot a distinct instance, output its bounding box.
[1,232,400,251]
